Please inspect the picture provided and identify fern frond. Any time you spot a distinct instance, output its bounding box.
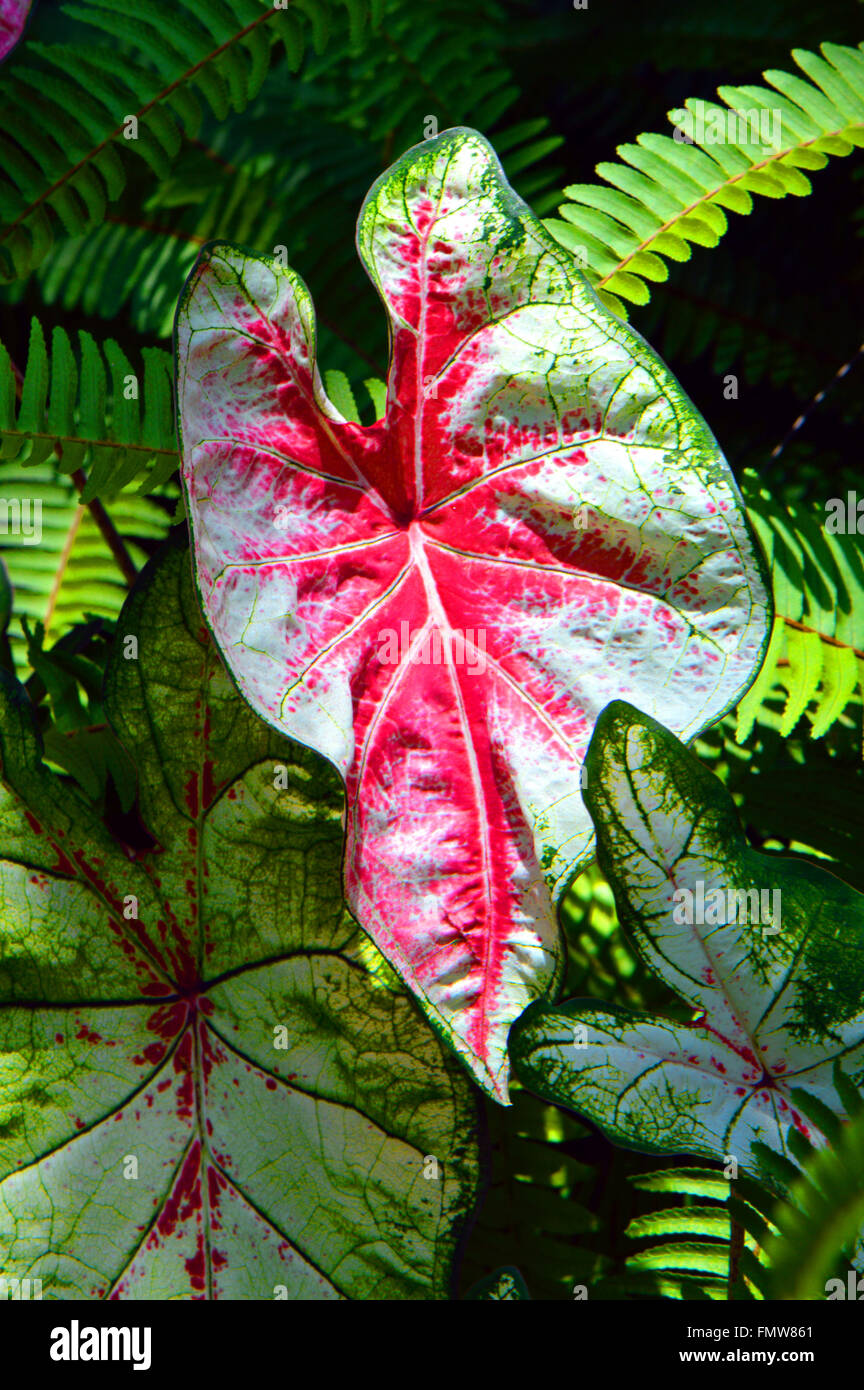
[0,126,358,344]
[627,1206,733,1242]
[0,218,201,340]
[614,1069,864,1302]
[2,0,564,377]
[735,469,864,744]
[332,0,564,212]
[616,1165,774,1300]
[0,0,371,280]
[748,1100,864,1298]
[1,316,177,498]
[631,1167,732,1200]
[546,41,864,316]
[0,461,171,672]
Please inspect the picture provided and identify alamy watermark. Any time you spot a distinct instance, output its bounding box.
[376,621,487,676]
[49,1321,151,1370]
[672,882,781,935]
[0,497,41,545]
[0,1275,42,1299]
[824,491,864,534]
[825,1270,864,1300]
[671,106,782,149]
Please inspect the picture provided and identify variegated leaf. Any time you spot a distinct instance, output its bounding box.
[175,127,770,1100]
[511,701,864,1176]
[0,539,479,1300]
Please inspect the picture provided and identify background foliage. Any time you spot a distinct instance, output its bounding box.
[1,0,863,1299]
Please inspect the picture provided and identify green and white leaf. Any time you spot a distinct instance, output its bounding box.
[0,536,479,1299]
[510,700,864,1182]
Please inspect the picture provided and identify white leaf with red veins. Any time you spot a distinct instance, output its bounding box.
[175,127,771,1101]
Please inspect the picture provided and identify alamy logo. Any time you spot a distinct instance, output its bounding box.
[376,620,486,675]
[0,1275,41,1299]
[672,883,781,935]
[825,1271,864,1300]
[49,1320,152,1371]
[671,105,781,147]
[0,497,41,545]
[825,491,864,534]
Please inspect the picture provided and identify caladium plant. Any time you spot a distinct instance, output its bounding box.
[0,0,31,62]
[0,538,479,1300]
[175,126,771,1100]
[510,701,864,1179]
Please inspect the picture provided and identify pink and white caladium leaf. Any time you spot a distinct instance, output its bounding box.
[0,0,31,62]
[0,540,479,1300]
[175,127,771,1101]
[511,702,864,1181]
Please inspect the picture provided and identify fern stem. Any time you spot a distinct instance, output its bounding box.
[781,617,864,661]
[43,503,84,634]
[104,214,205,247]
[71,469,137,588]
[10,428,177,461]
[769,343,864,460]
[8,355,139,591]
[727,1204,745,1298]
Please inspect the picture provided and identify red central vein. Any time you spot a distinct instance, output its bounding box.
[410,524,494,1047]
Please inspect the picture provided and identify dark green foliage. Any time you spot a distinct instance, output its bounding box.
[0,0,565,381]
[0,0,374,280]
[749,1077,864,1299]
[459,1087,603,1302]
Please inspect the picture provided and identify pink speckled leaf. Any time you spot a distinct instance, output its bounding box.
[0,541,478,1300]
[175,127,771,1101]
[0,0,31,62]
[511,702,864,1179]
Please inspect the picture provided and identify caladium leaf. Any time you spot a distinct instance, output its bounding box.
[0,0,30,62]
[175,126,771,1100]
[0,537,479,1300]
[511,701,864,1179]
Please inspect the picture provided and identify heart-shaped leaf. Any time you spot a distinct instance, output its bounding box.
[0,0,31,62]
[175,126,771,1099]
[0,537,479,1300]
[511,701,864,1178]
